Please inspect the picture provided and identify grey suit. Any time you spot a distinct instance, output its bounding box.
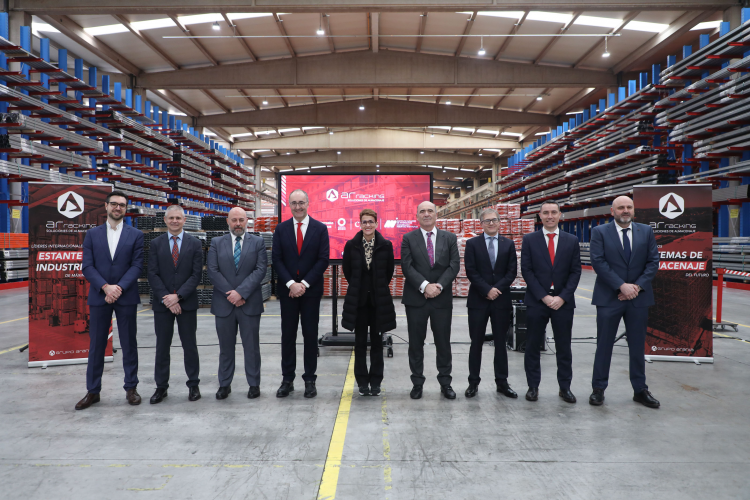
[207,232,268,387]
[400,228,460,386]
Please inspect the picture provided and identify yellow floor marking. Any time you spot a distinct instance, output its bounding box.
[381,387,392,496]
[0,316,27,325]
[0,344,27,356]
[712,317,750,329]
[316,350,356,500]
[577,287,594,292]
[126,475,173,491]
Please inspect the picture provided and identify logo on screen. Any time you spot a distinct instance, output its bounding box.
[326,189,339,202]
[337,218,346,230]
[57,191,85,219]
[658,192,684,220]
[384,220,398,228]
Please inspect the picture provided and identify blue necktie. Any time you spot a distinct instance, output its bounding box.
[622,228,631,263]
[234,236,242,269]
[488,236,496,268]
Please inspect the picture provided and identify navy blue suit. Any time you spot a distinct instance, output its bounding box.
[272,216,330,382]
[521,229,581,390]
[464,234,516,385]
[590,221,659,392]
[82,223,144,394]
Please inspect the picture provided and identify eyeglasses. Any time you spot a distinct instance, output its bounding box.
[290,201,307,207]
[481,218,499,225]
[360,220,377,226]
[108,202,127,209]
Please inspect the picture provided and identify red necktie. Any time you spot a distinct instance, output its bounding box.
[171,235,179,267]
[548,233,555,288]
[297,222,304,255]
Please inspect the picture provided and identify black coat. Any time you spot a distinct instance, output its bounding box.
[147,232,203,312]
[341,230,397,333]
[464,233,517,310]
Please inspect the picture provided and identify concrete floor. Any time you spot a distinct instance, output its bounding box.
[1,268,749,499]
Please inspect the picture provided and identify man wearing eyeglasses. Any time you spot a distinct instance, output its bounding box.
[463,208,519,399]
[520,201,581,404]
[272,189,330,399]
[76,191,144,410]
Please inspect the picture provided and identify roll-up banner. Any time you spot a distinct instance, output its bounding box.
[28,183,113,368]
[633,184,714,363]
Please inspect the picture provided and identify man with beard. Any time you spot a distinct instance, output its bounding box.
[76,191,144,410]
[208,207,267,400]
[589,196,660,409]
[401,201,460,400]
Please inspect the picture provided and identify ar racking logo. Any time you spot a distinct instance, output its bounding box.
[326,189,339,202]
[57,191,85,219]
[658,192,684,220]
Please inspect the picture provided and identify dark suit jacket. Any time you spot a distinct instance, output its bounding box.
[521,229,582,310]
[464,233,517,310]
[207,232,267,317]
[82,223,144,306]
[147,232,203,312]
[271,216,330,297]
[590,221,659,308]
[400,228,460,308]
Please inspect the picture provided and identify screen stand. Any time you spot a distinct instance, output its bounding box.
[319,264,356,349]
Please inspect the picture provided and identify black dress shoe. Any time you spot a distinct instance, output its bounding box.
[525,387,539,401]
[150,388,168,404]
[496,380,518,399]
[188,386,201,401]
[276,381,294,398]
[216,386,231,400]
[441,385,457,399]
[247,386,260,399]
[589,388,605,406]
[465,383,479,398]
[75,392,100,410]
[410,385,423,399]
[358,386,371,396]
[370,386,381,396]
[559,388,577,404]
[633,389,660,409]
[304,381,317,398]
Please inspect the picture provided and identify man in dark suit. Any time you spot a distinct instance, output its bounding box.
[272,189,330,398]
[521,202,582,404]
[401,201,460,399]
[464,207,519,399]
[147,205,203,404]
[76,190,144,410]
[208,207,267,400]
[589,196,660,409]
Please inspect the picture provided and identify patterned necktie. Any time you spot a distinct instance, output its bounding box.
[426,231,434,268]
[171,235,179,267]
[234,236,242,269]
[488,236,496,268]
[297,222,304,255]
[622,228,631,263]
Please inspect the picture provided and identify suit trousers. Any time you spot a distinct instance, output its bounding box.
[353,302,384,387]
[467,306,511,385]
[87,303,138,393]
[524,305,574,390]
[405,303,453,387]
[154,309,200,389]
[279,293,321,383]
[215,308,261,387]
[592,301,649,392]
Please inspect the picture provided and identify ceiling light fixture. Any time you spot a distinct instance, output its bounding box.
[212,21,220,31]
[317,15,325,35]
[478,36,486,56]
[445,101,451,105]
[359,103,365,110]
[329,130,334,135]
[262,100,268,105]
[602,36,610,58]
[536,96,543,101]
[337,151,341,154]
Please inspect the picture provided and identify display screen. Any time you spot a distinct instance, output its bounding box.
[278,173,432,260]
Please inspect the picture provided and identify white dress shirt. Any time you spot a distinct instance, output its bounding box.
[170,230,184,254]
[228,230,244,252]
[106,220,123,260]
[543,227,560,254]
[484,232,499,262]
[287,215,311,290]
[615,222,633,250]
[418,227,440,293]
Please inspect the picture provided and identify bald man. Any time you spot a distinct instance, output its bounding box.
[589,196,660,409]
[208,207,267,400]
[401,201,460,400]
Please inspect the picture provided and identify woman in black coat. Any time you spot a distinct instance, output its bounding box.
[341,208,397,396]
